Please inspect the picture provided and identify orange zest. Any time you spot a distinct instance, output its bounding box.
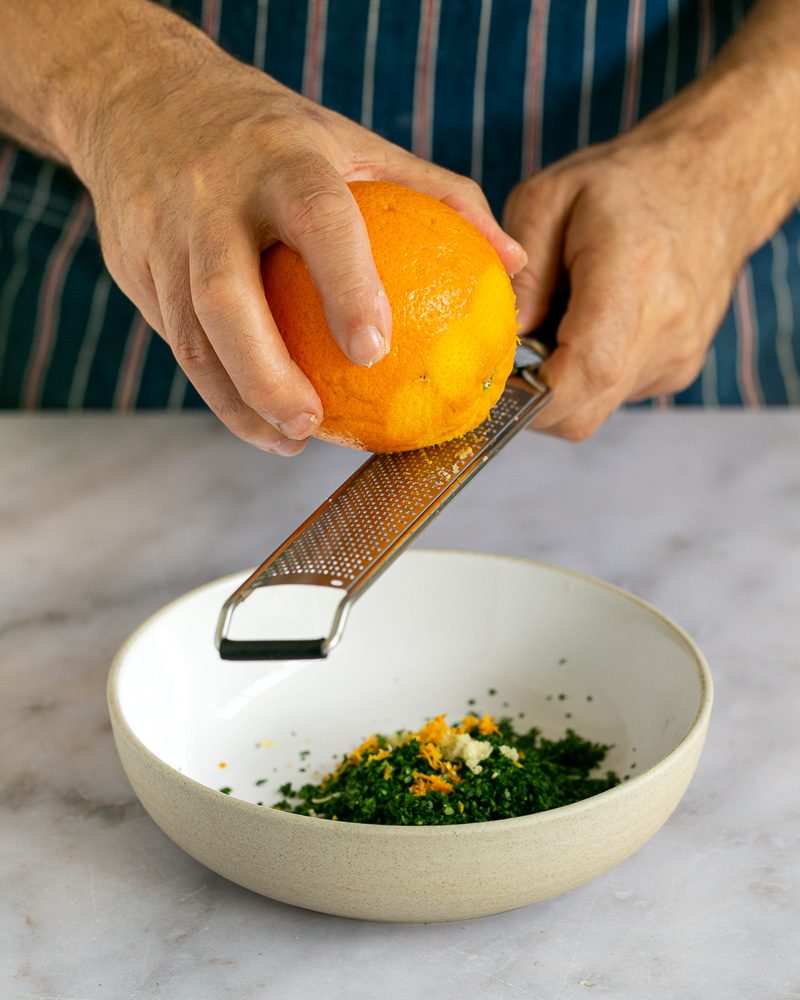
[415,713,450,746]
[408,771,460,797]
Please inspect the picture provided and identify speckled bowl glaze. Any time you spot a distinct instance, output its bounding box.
[107,550,712,923]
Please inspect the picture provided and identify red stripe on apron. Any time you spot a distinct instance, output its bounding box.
[470,0,493,185]
[361,0,381,129]
[734,267,764,406]
[303,0,328,103]
[115,314,151,411]
[696,0,713,74]
[202,0,221,41]
[22,195,93,409]
[522,0,550,175]
[657,0,714,408]
[620,0,645,131]
[412,0,440,161]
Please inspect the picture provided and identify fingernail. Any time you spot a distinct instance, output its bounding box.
[277,411,319,440]
[509,240,528,269]
[272,437,307,457]
[349,325,387,367]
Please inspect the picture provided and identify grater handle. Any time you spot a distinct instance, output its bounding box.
[216,343,552,661]
[214,571,352,660]
[218,637,327,660]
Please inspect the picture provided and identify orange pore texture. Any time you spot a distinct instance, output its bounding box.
[261,180,518,453]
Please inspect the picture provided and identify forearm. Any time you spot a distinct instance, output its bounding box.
[0,0,215,177]
[635,0,800,256]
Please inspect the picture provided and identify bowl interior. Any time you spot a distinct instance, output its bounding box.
[114,551,707,813]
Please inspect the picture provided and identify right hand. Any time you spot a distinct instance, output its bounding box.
[69,24,525,455]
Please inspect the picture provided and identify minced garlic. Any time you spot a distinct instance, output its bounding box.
[440,731,494,774]
[273,711,620,825]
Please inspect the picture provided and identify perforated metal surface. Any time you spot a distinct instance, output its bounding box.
[217,371,550,658]
[261,384,545,589]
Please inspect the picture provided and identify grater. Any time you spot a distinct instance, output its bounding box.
[216,336,551,661]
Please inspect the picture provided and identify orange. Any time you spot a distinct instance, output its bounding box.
[262,180,518,453]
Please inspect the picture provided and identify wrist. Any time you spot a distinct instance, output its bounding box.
[631,52,800,261]
[47,1,219,188]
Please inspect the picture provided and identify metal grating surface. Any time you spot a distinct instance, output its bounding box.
[261,388,535,586]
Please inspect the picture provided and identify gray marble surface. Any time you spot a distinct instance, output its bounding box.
[2,411,799,1000]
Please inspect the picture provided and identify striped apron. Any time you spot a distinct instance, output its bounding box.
[1,0,797,410]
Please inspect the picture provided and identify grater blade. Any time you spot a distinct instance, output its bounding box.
[216,354,550,660]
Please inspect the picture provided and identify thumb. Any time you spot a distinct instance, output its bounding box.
[502,178,575,333]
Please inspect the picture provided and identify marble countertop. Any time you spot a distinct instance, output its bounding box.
[2,411,799,1000]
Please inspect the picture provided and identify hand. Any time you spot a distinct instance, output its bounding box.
[69,17,525,455]
[503,122,754,440]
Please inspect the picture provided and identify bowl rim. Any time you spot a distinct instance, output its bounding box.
[107,548,713,838]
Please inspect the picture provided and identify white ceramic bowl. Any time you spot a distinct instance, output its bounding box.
[108,550,712,922]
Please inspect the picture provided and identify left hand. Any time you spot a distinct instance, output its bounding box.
[502,124,752,440]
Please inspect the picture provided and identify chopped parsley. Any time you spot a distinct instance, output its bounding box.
[273,712,619,825]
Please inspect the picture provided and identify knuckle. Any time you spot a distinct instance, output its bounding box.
[503,181,531,227]
[169,318,222,380]
[99,239,124,281]
[100,241,152,306]
[212,395,252,434]
[192,268,248,325]
[507,174,549,214]
[511,267,541,299]
[456,175,483,200]
[251,111,308,155]
[219,408,265,444]
[138,301,164,337]
[329,276,378,319]
[171,329,210,371]
[559,414,602,443]
[671,357,704,393]
[505,178,529,208]
[238,374,285,416]
[670,338,703,374]
[201,384,273,443]
[578,341,626,392]
[283,177,353,245]
[664,285,693,332]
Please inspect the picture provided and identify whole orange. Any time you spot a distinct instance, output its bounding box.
[262,180,518,453]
